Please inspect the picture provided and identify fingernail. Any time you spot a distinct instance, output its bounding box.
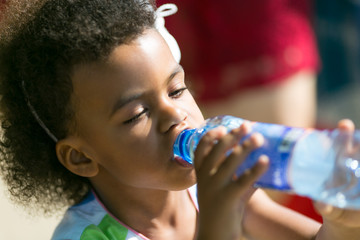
[259,154,269,163]
[251,133,264,147]
[209,167,218,176]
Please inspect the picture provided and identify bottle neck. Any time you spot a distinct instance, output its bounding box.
[173,129,196,164]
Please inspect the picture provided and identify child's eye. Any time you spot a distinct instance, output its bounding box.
[123,109,148,124]
[169,87,187,98]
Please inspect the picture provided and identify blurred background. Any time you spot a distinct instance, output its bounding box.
[0,179,62,239]
[315,0,360,128]
[1,0,360,239]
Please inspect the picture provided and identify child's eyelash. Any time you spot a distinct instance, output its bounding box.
[123,109,148,124]
[123,87,187,125]
[169,87,187,98]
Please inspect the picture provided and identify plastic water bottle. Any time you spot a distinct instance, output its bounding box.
[173,115,360,209]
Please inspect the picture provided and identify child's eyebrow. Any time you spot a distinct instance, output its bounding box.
[166,64,184,85]
[110,64,184,117]
[110,92,144,117]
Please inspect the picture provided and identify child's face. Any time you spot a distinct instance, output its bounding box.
[69,29,204,191]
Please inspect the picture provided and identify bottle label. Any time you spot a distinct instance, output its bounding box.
[235,122,306,190]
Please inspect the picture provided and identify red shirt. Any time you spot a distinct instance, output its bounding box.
[157,0,319,102]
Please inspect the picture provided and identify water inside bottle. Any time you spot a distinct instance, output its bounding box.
[290,130,360,209]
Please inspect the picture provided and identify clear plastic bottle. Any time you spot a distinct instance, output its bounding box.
[173,115,360,209]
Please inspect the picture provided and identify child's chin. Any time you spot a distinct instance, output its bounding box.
[173,155,193,168]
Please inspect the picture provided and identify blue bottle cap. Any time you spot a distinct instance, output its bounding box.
[173,129,196,164]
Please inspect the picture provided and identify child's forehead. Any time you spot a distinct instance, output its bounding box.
[107,29,167,63]
[71,29,175,89]
[73,29,162,65]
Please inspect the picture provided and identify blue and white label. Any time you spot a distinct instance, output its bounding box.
[235,122,307,190]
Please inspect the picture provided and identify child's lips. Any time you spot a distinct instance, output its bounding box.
[173,155,193,168]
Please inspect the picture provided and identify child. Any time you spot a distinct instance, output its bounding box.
[0,0,359,239]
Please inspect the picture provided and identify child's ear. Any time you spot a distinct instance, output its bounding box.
[56,137,99,177]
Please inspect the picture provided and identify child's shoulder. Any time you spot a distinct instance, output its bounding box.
[51,192,149,240]
[51,192,104,239]
[52,186,199,240]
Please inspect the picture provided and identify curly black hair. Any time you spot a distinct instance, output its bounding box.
[0,0,156,214]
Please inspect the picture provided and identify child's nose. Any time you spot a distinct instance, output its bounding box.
[157,98,187,133]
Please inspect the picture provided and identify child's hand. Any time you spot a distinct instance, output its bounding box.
[194,122,269,240]
[315,119,360,240]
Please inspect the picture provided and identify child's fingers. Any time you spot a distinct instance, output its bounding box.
[202,127,250,176]
[231,155,269,196]
[214,132,264,182]
[194,123,251,178]
[193,126,228,170]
